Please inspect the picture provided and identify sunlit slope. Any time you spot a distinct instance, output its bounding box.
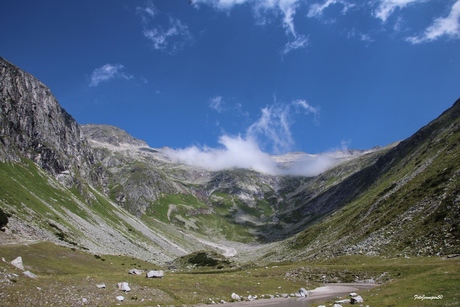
[270,98,460,260]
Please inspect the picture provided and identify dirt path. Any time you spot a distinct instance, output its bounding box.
[195,283,378,307]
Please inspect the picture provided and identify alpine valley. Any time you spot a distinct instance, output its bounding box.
[1,57,459,306]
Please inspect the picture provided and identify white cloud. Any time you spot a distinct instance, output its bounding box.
[245,99,319,154]
[163,98,336,177]
[143,17,193,53]
[136,1,157,23]
[307,0,354,19]
[293,99,319,115]
[137,2,193,54]
[374,0,423,23]
[247,104,295,154]
[406,0,460,43]
[282,34,309,55]
[164,135,279,174]
[347,28,374,44]
[193,0,307,53]
[210,96,224,113]
[89,64,133,87]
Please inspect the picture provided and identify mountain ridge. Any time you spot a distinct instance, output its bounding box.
[1,56,459,266]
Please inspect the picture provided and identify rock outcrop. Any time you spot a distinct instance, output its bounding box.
[0,57,95,186]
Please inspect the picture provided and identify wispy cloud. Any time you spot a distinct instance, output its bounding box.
[406,0,460,43]
[89,64,133,87]
[347,28,374,44]
[164,98,333,176]
[137,2,193,54]
[282,35,309,56]
[193,0,308,54]
[307,0,355,19]
[142,17,193,53]
[210,96,224,113]
[373,0,424,23]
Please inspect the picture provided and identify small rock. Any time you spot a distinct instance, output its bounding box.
[96,283,106,289]
[146,270,164,278]
[129,268,143,275]
[117,282,131,292]
[116,295,124,301]
[298,287,309,297]
[11,257,25,271]
[231,293,241,301]
[82,298,88,305]
[350,295,364,304]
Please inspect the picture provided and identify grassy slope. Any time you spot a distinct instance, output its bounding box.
[0,160,188,262]
[281,101,460,259]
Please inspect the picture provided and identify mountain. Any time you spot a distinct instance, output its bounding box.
[0,56,459,267]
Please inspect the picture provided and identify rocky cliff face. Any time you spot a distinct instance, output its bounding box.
[0,57,95,186]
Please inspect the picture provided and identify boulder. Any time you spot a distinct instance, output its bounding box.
[11,257,25,271]
[117,282,131,292]
[146,270,164,278]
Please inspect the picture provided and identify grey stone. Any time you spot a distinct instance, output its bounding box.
[146,270,164,278]
[117,282,131,292]
[23,271,37,278]
[231,293,241,301]
[10,257,24,271]
[129,268,144,275]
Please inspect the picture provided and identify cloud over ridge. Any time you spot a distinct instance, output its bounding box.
[164,98,336,176]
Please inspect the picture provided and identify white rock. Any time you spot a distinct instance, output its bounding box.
[11,257,24,271]
[23,271,37,278]
[96,283,106,289]
[146,270,164,278]
[117,282,131,292]
[116,296,124,301]
[350,295,364,304]
[129,268,144,275]
[231,293,241,301]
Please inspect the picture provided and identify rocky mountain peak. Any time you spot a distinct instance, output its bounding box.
[81,124,148,148]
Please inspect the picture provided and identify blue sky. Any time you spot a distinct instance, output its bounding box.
[1,0,459,159]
